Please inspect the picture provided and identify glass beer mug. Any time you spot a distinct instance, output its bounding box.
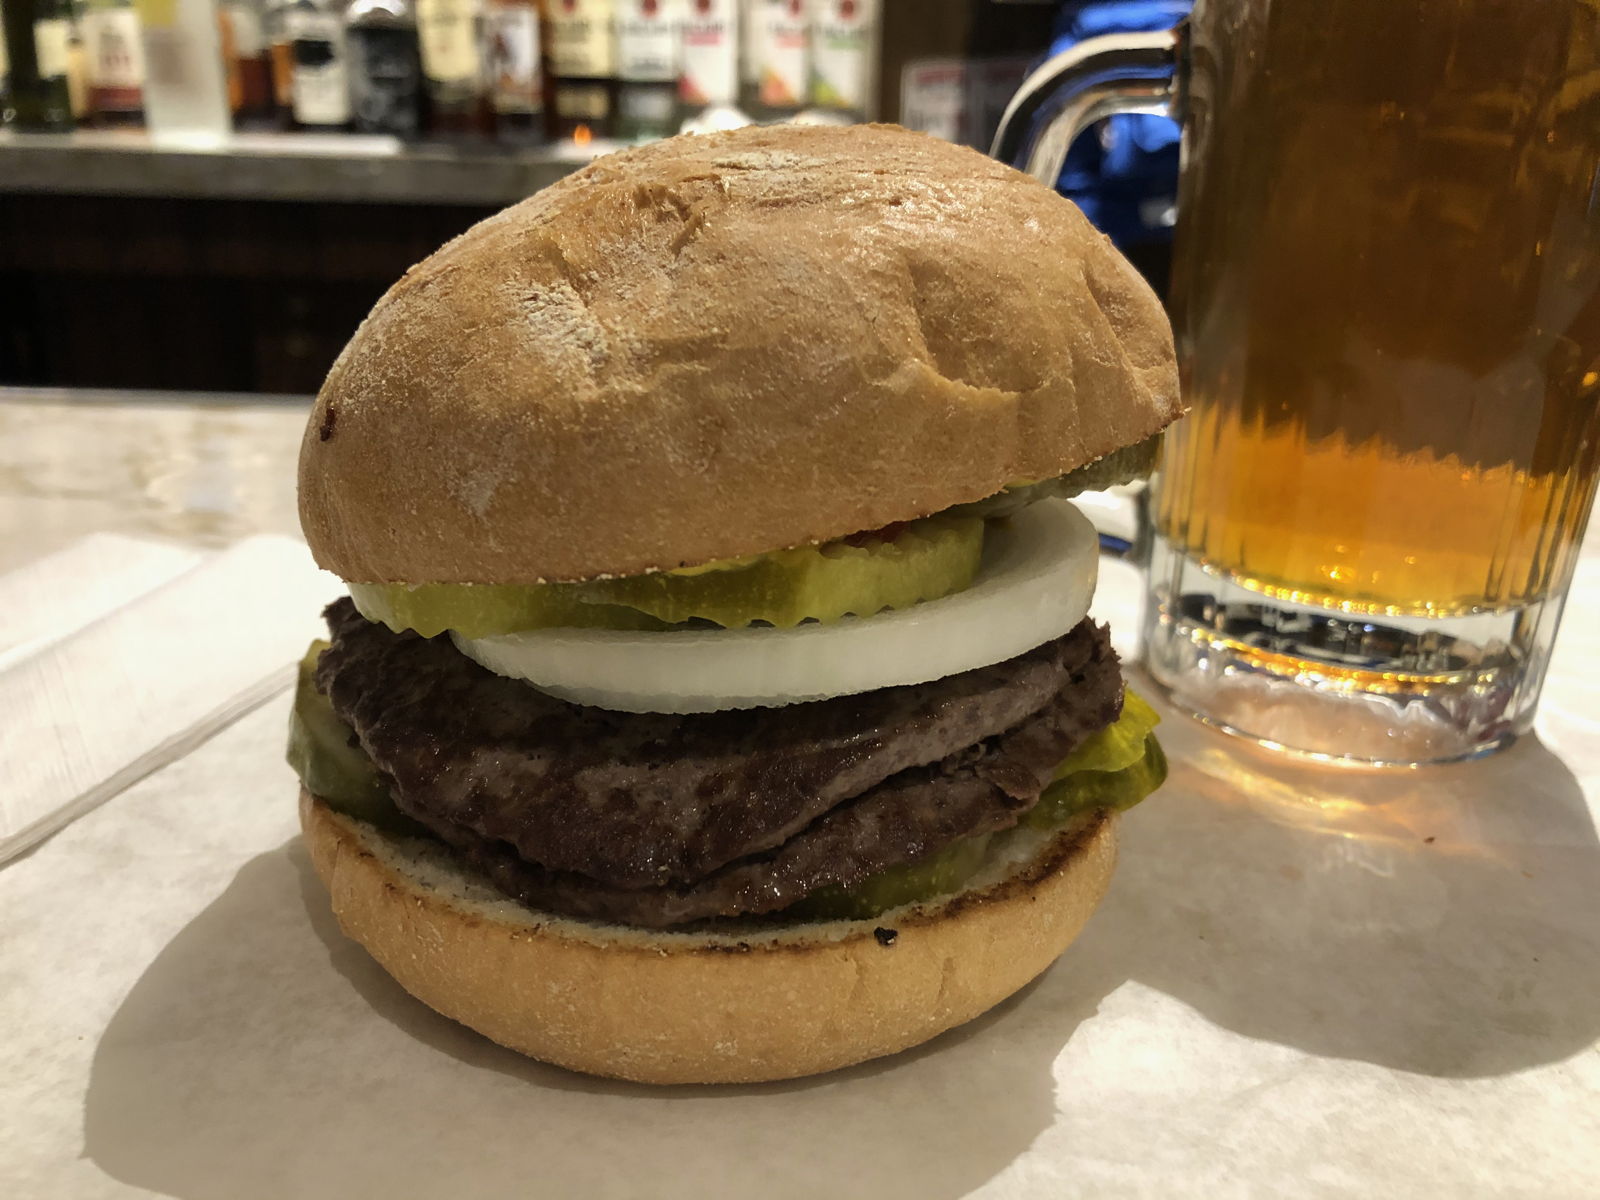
[996,0,1600,765]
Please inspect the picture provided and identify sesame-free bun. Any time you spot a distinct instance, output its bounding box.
[300,789,1117,1085]
[300,123,1180,585]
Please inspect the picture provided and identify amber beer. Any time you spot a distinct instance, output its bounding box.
[1161,0,1600,613]
[1144,0,1600,761]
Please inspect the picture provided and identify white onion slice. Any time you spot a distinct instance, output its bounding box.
[452,499,1098,713]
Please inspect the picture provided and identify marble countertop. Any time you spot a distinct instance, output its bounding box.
[0,388,309,571]
[3,387,1597,1199]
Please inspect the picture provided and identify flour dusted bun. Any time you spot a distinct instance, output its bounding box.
[300,790,1118,1085]
[299,123,1180,585]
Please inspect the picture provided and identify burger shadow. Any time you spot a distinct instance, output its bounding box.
[1078,694,1600,1078]
[81,838,1108,1200]
[82,708,1600,1199]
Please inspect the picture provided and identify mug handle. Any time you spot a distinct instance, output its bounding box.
[990,26,1187,185]
[990,26,1186,565]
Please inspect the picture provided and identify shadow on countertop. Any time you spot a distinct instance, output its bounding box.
[82,710,1600,1198]
[1095,712,1600,1078]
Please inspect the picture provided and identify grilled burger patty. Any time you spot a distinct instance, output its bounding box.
[317,598,1124,927]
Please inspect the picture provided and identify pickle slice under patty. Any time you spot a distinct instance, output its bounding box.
[1021,736,1168,832]
[795,692,1166,921]
[286,641,422,834]
[788,834,997,922]
[349,514,984,637]
[1052,687,1161,778]
[790,741,1167,923]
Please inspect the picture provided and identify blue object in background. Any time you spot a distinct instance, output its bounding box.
[1044,1,1190,290]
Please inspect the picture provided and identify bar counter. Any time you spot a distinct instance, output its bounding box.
[0,129,597,206]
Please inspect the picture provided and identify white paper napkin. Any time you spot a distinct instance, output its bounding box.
[0,535,344,864]
[0,533,204,669]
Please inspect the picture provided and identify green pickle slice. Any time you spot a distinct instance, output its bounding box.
[1021,737,1168,832]
[349,514,984,637]
[796,690,1167,921]
[790,835,997,923]
[1052,687,1161,777]
[347,582,669,639]
[287,641,423,834]
[583,515,983,628]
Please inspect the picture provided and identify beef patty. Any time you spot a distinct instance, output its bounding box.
[317,598,1123,927]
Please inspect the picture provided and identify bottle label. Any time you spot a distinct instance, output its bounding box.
[555,80,610,119]
[226,4,266,57]
[288,10,350,124]
[348,25,421,135]
[619,81,674,126]
[617,0,676,84]
[417,0,480,86]
[755,0,804,108]
[680,0,736,107]
[83,9,147,105]
[899,58,966,143]
[33,17,71,80]
[483,5,541,112]
[549,0,616,78]
[810,0,876,111]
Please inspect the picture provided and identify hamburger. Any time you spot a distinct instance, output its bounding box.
[289,123,1182,1085]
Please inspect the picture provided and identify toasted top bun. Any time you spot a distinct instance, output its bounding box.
[301,789,1117,1084]
[300,123,1180,585]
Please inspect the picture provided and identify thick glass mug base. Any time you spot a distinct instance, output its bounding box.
[1139,535,1566,767]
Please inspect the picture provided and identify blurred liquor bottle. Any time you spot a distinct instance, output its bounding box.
[222,0,274,124]
[65,7,89,118]
[0,22,9,120]
[678,0,744,131]
[482,0,543,142]
[614,0,675,140]
[803,0,876,123]
[346,0,422,136]
[81,0,144,124]
[416,0,488,135]
[739,0,803,121]
[264,0,292,114]
[217,0,236,109]
[134,0,231,139]
[882,0,1054,148]
[285,0,350,128]
[2,0,76,128]
[545,0,614,140]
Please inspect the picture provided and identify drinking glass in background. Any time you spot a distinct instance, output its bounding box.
[997,0,1600,765]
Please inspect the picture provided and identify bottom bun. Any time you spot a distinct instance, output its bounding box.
[300,788,1117,1085]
